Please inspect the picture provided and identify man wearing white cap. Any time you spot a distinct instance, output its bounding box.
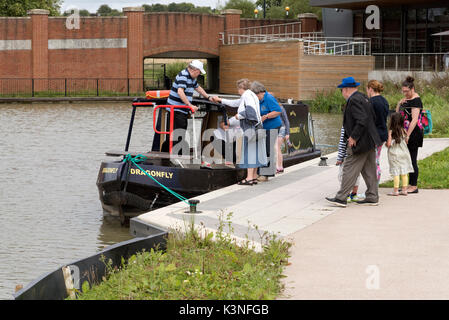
[159,60,213,153]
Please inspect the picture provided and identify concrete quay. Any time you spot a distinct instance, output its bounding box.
[131,138,449,299]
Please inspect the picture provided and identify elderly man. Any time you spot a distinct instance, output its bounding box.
[153,60,213,153]
[326,76,381,207]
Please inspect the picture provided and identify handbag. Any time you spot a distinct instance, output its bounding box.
[241,95,264,142]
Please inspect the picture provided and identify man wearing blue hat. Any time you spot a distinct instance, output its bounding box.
[326,76,381,207]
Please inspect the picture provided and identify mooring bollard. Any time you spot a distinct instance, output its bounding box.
[188,199,200,214]
[319,157,328,166]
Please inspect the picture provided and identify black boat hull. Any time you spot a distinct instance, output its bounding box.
[96,149,321,221]
[97,161,247,220]
[96,98,321,223]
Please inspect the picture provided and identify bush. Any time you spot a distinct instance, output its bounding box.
[73,213,291,300]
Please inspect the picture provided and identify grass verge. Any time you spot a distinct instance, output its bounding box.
[380,146,449,189]
[72,213,291,300]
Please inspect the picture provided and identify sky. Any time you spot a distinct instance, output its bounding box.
[60,0,235,13]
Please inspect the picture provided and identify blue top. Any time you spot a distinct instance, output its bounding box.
[167,68,198,114]
[259,92,282,129]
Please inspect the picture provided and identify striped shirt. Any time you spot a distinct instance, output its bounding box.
[167,68,198,114]
[337,126,347,162]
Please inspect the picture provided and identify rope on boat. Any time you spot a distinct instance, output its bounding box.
[122,154,191,206]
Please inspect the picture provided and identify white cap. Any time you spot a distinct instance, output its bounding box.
[190,60,206,75]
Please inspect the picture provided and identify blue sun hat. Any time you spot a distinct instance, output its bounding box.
[337,76,360,88]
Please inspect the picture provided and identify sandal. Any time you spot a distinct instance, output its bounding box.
[237,179,254,186]
[387,192,399,196]
[250,179,258,184]
[276,168,284,174]
[399,191,408,196]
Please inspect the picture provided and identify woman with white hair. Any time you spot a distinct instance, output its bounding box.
[212,79,267,185]
[250,81,282,181]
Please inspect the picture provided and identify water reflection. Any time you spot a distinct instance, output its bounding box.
[311,113,342,155]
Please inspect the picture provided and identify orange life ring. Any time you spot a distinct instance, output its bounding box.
[146,90,170,99]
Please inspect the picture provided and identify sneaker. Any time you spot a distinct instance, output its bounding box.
[355,199,379,206]
[325,197,347,207]
[256,175,268,182]
[347,193,360,203]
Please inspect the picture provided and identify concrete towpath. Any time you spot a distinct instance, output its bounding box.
[281,137,449,299]
[131,138,449,299]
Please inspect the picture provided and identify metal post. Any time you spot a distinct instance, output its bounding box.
[408,55,410,71]
[65,78,67,96]
[32,78,34,97]
[125,106,137,152]
[421,54,424,72]
[384,55,386,70]
[96,78,99,96]
[435,54,438,72]
[127,78,130,96]
[395,55,398,70]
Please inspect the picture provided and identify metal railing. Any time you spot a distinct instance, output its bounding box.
[219,22,314,44]
[302,37,371,56]
[0,78,168,97]
[219,22,371,56]
[373,53,449,72]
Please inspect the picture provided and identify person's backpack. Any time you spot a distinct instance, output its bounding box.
[420,109,433,135]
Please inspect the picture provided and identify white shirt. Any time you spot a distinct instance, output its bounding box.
[221,89,261,125]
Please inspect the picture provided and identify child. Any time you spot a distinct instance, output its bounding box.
[386,112,414,196]
[336,126,360,202]
[276,105,290,174]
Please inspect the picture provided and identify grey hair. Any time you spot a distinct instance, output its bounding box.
[236,78,251,90]
[250,81,266,94]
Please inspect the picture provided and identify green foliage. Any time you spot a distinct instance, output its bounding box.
[73,212,291,300]
[0,0,62,16]
[166,62,189,81]
[142,3,214,14]
[96,4,121,16]
[380,147,449,189]
[223,0,257,18]
[310,88,346,113]
[254,0,322,19]
[62,9,91,17]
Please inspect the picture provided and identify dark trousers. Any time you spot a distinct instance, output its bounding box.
[259,127,280,177]
[408,144,419,186]
[152,110,188,154]
[336,147,378,202]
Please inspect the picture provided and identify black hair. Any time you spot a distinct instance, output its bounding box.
[389,112,405,144]
[402,76,415,90]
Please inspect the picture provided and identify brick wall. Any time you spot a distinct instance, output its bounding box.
[0,10,324,95]
[143,13,224,57]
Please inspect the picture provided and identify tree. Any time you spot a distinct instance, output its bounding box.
[63,9,91,17]
[143,3,213,14]
[223,0,255,18]
[96,4,121,16]
[255,0,322,19]
[0,0,62,16]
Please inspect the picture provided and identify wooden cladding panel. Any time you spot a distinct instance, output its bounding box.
[298,54,374,99]
[219,40,301,99]
[219,41,374,100]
